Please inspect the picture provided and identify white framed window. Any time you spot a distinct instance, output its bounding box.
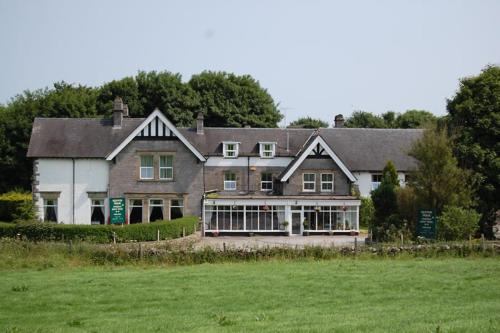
[90,199,105,225]
[140,155,154,179]
[129,199,143,224]
[261,172,273,191]
[259,142,276,158]
[43,199,58,222]
[170,199,184,219]
[303,173,316,192]
[149,199,164,222]
[321,173,334,192]
[223,142,239,158]
[159,155,173,180]
[371,174,383,191]
[224,172,237,191]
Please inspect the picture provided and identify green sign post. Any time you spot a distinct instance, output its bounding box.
[417,210,436,239]
[109,198,125,224]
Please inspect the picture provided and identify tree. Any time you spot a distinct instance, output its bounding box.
[344,111,386,128]
[447,65,500,236]
[371,160,400,241]
[395,110,437,129]
[189,71,282,128]
[407,127,476,216]
[288,116,328,128]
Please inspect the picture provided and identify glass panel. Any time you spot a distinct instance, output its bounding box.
[129,207,142,224]
[91,199,105,225]
[160,155,173,167]
[246,206,259,231]
[304,174,315,182]
[170,199,184,220]
[44,199,57,222]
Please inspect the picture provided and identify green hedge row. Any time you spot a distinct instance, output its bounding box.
[0,192,33,222]
[0,216,198,243]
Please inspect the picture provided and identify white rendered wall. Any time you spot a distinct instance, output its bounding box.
[36,159,109,224]
[353,172,406,197]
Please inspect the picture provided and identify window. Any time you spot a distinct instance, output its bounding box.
[90,199,105,225]
[303,173,316,192]
[159,155,173,180]
[371,174,383,191]
[224,172,237,191]
[129,199,143,224]
[43,199,57,222]
[149,199,164,222]
[140,155,154,179]
[321,173,334,192]
[259,142,276,158]
[223,142,238,158]
[261,172,273,191]
[170,199,184,219]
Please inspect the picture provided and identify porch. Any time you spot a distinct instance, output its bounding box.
[203,196,361,236]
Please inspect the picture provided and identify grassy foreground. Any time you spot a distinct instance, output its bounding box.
[1,259,499,332]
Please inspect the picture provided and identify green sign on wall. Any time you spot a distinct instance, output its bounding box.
[109,198,125,224]
[417,210,436,239]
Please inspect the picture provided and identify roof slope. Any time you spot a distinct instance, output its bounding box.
[27,117,423,171]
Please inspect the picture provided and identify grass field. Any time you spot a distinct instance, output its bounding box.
[1,258,499,332]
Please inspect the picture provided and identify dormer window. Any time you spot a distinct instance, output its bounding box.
[259,142,276,158]
[223,142,239,158]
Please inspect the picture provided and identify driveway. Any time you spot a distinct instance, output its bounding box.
[193,234,366,250]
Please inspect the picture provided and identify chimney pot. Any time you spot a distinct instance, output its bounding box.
[196,112,204,135]
[123,104,129,117]
[334,114,344,128]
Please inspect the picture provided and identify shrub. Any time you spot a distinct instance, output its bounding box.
[0,191,33,222]
[0,216,197,243]
[359,197,374,229]
[438,206,481,241]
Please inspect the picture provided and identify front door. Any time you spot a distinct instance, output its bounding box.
[292,212,302,235]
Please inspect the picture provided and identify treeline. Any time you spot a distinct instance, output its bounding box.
[0,71,283,192]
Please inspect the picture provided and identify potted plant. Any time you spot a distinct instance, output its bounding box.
[303,219,309,236]
[281,221,289,235]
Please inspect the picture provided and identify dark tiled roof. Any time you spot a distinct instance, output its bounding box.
[27,117,423,171]
[27,117,143,158]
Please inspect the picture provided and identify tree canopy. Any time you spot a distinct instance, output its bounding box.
[344,110,438,129]
[288,116,328,128]
[0,71,282,192]
[447,65,500,234]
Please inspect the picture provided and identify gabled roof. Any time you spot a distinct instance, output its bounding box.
[27,112,423,172]
[279,133,357,182]
[106,109,205,162]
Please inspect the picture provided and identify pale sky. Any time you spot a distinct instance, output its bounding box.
[1,0,499,125]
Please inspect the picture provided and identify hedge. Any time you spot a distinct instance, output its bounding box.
[0,192,32,222]
[0,216,198,243]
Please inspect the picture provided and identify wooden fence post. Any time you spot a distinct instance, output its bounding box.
[157,229,160,242]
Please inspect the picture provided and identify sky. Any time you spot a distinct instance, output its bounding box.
[0,0,499,125]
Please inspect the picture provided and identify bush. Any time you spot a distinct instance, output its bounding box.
[438,206,481,241]
[359,197,374,229]
[0,216,198,243]
[0,191,33,222]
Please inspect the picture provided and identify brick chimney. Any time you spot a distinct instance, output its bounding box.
[113,97,124,128]
[334,114,344,128]
[196,112,204,135]
[123,104,129,117]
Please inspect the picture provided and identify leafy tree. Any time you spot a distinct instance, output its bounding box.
[359,197,374,229]
[407,127,476,216]
[97,76,143,117]
[344,111,386,128]
[382,111,397,128]
[395,109,437,128]
[447,65,500,236]
[438,206,481,241]
[371,161,400,241]
[189,71,282,128]
[288,116,328,128]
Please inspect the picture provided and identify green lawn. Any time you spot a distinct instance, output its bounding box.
[1,259,499,332]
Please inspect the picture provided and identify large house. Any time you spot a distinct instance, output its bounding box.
[27,98,423,235]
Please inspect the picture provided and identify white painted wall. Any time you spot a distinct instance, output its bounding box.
[36,158,109,224]
[353,172,406,197]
